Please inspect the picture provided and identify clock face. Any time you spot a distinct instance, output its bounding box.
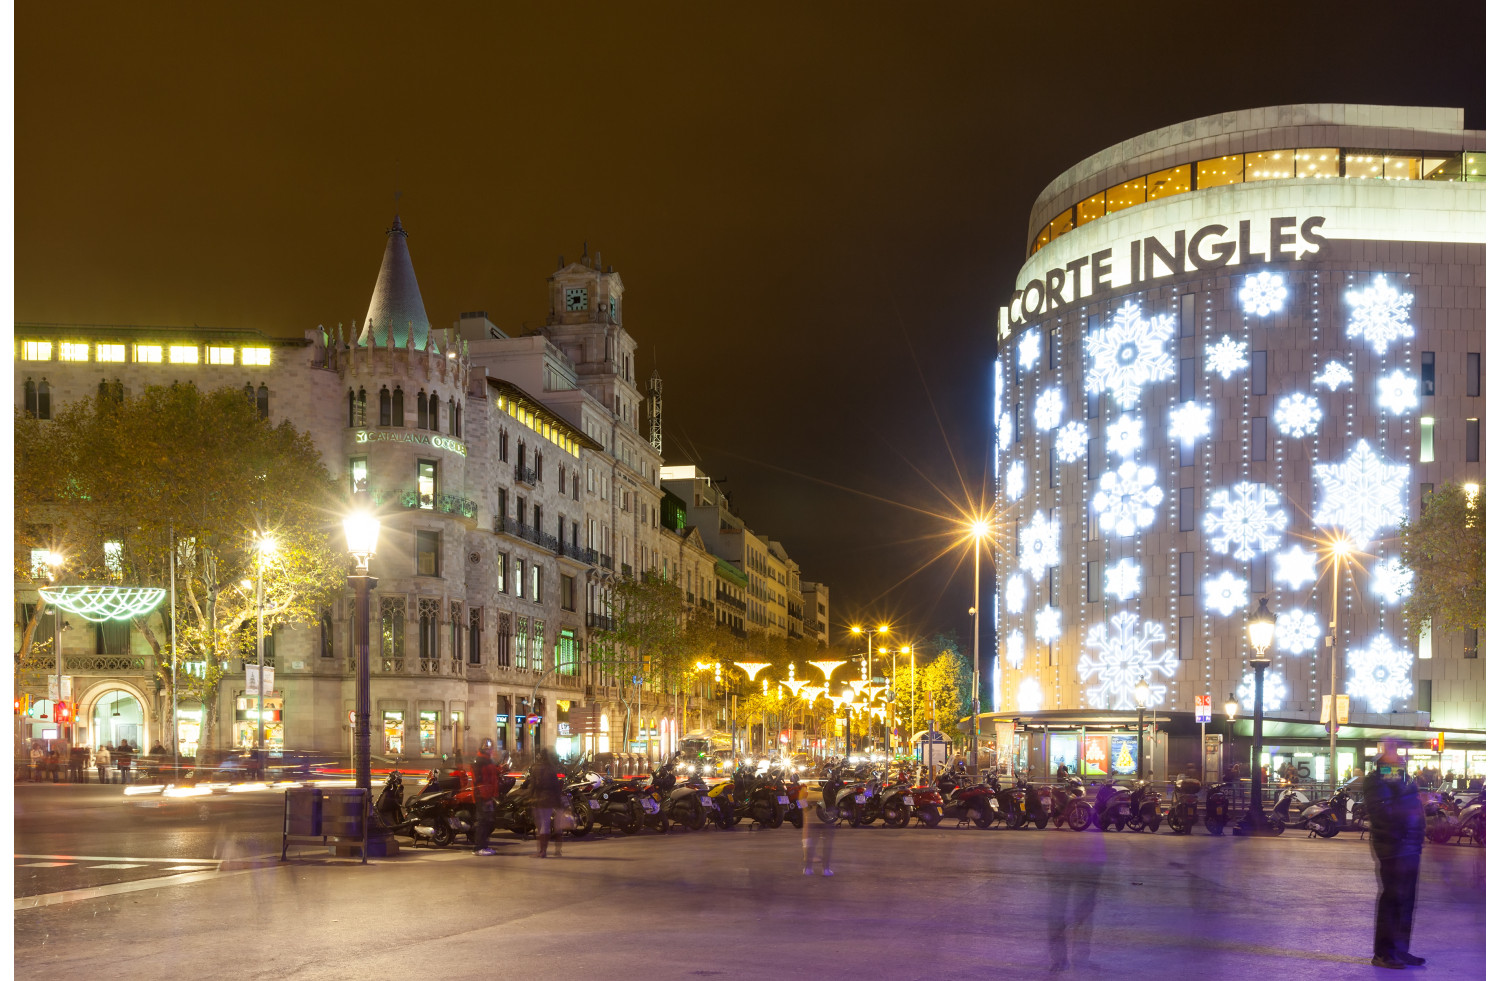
[565,287,588,312]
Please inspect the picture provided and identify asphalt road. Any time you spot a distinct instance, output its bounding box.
[13,784,1488,980]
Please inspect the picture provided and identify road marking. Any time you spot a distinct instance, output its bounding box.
[14,854,225,865]
[162,866,215,872]
[85,864,148,870]
[15,868,244,911]
[16,862,72,868]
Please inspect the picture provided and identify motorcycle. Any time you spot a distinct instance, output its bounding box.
[1091,781,1134,832]
[734,761,787,828]
[986,770,1029,830]
[1049,776,1089,829]
[934,759,999,829]
[1424,789,1463,844]
[374,769,469,847]
[1453,789,1486,846]
[1203,781,1232,836]
[871,768,914,828]
[1270,786,1314,829]
[1125,780,1163,832]
[1166,776,1199,834]
[579,771,648,835]
[1020,776,1051,829]
[641,755,707,832]
[1302,782,1357,838]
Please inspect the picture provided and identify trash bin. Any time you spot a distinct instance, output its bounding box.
[319,788,366,839]
[285,788,321,836]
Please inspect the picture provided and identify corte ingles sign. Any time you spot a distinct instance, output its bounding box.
[354,430,468,457]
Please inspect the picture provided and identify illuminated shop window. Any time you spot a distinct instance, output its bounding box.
[169,345,199,364]
[97,343,126,362]
[242,347,271,365]
[21,341,51,361]
[136,344,163,363]
[1047,208,1074,241]
[59,342,89,361]
[1294,148,1339,178]
[1076,192,1105,227]
[1105,176,1146,213]
[1419,418,1435,462]
[417,459,436,509]
[207,346,235,365]
[349,457,368,494]
[1381,154,1423,180]
[1346,152,1386,181]
[1195,154,1243,189]
[1146,164,1190,200]
[1245,150,1296,181]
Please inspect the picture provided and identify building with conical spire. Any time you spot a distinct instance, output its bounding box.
[359,214,430,350]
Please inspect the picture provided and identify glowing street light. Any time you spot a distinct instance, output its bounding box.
[969,515,993,770]
[252,533,277,752]
[1237,598,1277,835]
[342,497,384,858]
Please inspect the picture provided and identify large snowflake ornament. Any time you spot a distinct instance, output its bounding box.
[1018,510,1060,580]
[1084,300,1176,409]
[1236,669,1289,713]
[1240,271,1289,317]
[1093,461,1164,536]
[1346,274,1415,355]
[1077,611,1176,710]
[1203,570,1249,617]
[1006,629,1026,668]
[1035,606,1062,643]
[997,411,1013,451]
[1276,608,1321,655]
[1006,459,1026,501]
[1315,361,1354,391]
[1370,557,1414,604]
[1346,633,1414,712]
[1313,439,1410,547]
[1035,386,1064,431]
[1273,545,1319,590]
[1274,392,1323,438]
[1005,573,1028,614]
[1377,369,1420,414]
[1169,401,1212,443]
[1106,414,1144,459]
[1017,677,1043,713]
[1056,421,1089,462]
[1104,558,1143,601]
[1202,482,1288,560]
[1205,335,1249,379]
[1018,329,1042,370]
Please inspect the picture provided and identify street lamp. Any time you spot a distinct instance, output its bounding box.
[1237,597,1277,834]
[253,534,277,752]
[850,624,890,683]
[44,552,65,746]
[969,517,992,771]
[1323,534,1354,786]
[1134,678,1149,783]
[342,500,384,852]
[1223,694,1239,788]
[731,662,771,755]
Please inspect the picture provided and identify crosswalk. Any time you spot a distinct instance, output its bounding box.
[14,854,229,909]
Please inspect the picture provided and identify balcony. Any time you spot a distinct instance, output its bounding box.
[586,613,616,632]
[514,465,540,486]
[620,563,634,579]
[599,553,614,571]
[495,516,558,552]
[372,487,478,520]
[558,542,592,564]
[716,592,746,612]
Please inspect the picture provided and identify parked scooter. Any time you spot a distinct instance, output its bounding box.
[1202,781,1232,836]
[1125,780,1163,832]
[1166,776,1200,834]
[1091,780,1134,831]
[374,769,469,847]
[986,770,1029,830]
[1269,786,1314,829]
[1302,782,1357,838]
[641,754,707,832]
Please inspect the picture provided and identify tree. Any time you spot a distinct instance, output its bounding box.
[15,384,347,751]
[1400,482,1485,639]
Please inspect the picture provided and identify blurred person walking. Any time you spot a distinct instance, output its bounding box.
[529,749,564,858]
[470,739,501,856]
[798,782,833,876]
[94,744,111,784]
[1364,738,1428,970]
[29,742,44,782]
[69,745,87,783]
[116,741,133,785]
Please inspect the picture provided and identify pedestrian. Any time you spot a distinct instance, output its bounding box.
[1364,738,1427,970]
[30,742,44,782]
[70,745,87,783]
[529,749,564,858]
[470,739,501,856]
[798,781,834,876]
[116,741,133,785]
[94,744,112,784]
[46,747,60,782]
[1056,761,1069,782]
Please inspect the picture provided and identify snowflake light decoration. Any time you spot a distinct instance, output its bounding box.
[1017,677,1043,713]
[1106,414,1144,459]
[1018,510,1060,580]
[1346,274,1415,355]
[1370,557,1414,604]
[1312,439,1410,547]
[1035,386,1064,431]
[1084,300,1175,409]
[1273,545,1319,590]
[1240,271,1289,317]
[1315,361,1354,391]
[1103,558,1143,601]
[1236,669,1288,713]
[1202,482,1288,560]
[1005,573,1028,614]
[1276,608,1321,655]
[1056,421,1089,462]
[997,411,1013,451]
[1169,401,1212,443]
[1006,629,1026,668]
[1346,633,1414,712]
[1205,335,1249,379]
[1203,570,1249,617]
[1035,606,1061,643]
[1018,329,1042,370]
[993,359,1005,426]
[1006,459,1026,501]
[1077,611,1176,709]
[1273,392,1323,438]
[1093,461,1164,536]
[1377,369,1420,414]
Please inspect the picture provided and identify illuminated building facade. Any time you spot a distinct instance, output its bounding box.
[990,105,1485,779]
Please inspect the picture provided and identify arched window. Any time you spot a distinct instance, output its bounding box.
[244,382,256,404]
[348,389,355,427]
[448,397,456,436]
[354,388,367,426]
[256,385,269,420]
[392,387,405,427]
[24,379,36,417]
[379,386,391,427]
[454,403,462,438]
[36,381,51,420]
[416,390,428,429]
[428,393,439,431]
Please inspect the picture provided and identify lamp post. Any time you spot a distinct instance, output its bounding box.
[1324,535,1352,787]
[1237,597,1277,834]
[252,534,276,752]
[1134,678,1149,784]
[969,518,991,771]
[342,500,385,852]
[1223,695,1239,790]
[43,553,65,747]
[849,624,889,685]
[900,645,915,756]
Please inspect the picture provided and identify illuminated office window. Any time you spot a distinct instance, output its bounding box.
[136,344,163,363]
[97,343,126,362]
[169,345,199,364]
[1419,418,1435,463]
[21,341,51,361]
[242,347,271,365]
[207,346,235,365]
[59,342,90,362]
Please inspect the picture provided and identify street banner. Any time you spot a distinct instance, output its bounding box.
[47,677,58,702]
[1194,694,1211,723]
[1336,694,1349,724]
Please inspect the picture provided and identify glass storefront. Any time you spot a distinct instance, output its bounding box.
[383,710,404,755]
[90,690,144,750]
[1047,733,1079,775]
[233,696,283,752]
[418,711,438,757]
[176,704,202,758]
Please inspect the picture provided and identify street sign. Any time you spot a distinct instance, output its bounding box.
[348,710,356,724]
[526,715,542,725]
[1194,695,1211,723]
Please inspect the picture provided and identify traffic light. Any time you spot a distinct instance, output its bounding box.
[13,696,22,715]
[57,701,70,724]
[1434,733,1445,753]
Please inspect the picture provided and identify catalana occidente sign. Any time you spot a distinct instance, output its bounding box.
[354,430,468,457]
[999,215,1327,335]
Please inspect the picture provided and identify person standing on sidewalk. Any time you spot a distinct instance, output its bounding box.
[30,742,44,782]
[94,744,111,784]
[1364,738,1427,970]
[529,750,564,858]
[470,740,501,856]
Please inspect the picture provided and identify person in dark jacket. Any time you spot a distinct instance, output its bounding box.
[470,740,501,856]
[1363,739,1427,970]
[529,750,565,858]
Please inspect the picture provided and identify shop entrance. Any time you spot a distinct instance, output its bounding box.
[91,690,144,750]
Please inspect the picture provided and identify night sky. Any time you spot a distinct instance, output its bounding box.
[16,5,1485,670]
